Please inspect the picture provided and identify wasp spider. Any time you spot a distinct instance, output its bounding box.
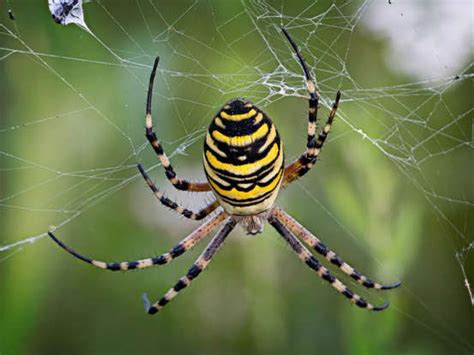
[48,28,401,315]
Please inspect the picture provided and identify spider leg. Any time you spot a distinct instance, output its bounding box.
[272,207,401,290]
[48,211,228,271]
[144,217,236,314]
[268,213,389,311]
[283,91,340,187]
[145,57,210,192]
[281,28,319,146]
[280,28,340,186]
[138,164,219,220]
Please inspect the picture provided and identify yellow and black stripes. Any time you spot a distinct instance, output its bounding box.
[271,207,401,290]
[144,218,236,314]
[268,214,389,311]
[138,163,219,220]
[47,212,228,272]
[204,99,284,215]
[45,29,401,317]
[145,56,210,192]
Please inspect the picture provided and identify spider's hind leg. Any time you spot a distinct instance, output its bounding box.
[282,91,340,186]
[144,57,210,192]
[138,164,219,220]
[280,28,341,186]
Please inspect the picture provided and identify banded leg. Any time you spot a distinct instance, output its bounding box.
[145,56,210,192]
[272,207,401,290]
[47,211,228,271]
[268,214,389,311]
[138,164,219,220]
[144,218,236,314]
[280,28,341,186]
[281,27,319,147]
[283,91,340,186]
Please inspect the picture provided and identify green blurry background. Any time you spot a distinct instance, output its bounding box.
[0,1,472,354]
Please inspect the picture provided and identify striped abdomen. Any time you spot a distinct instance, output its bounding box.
[203,99,284,215]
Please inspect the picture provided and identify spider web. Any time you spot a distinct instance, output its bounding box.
[0,0,472,352]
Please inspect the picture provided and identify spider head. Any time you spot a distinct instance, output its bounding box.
[222,98,254,115]
[233,211,272,235]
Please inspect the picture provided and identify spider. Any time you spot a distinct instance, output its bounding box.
[48,28,401,315]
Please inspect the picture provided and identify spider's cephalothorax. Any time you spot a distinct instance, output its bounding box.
[204,99,284,221]
[48,28,401,316]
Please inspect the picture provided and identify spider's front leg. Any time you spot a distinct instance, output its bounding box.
[271,207,401,290]
[268,213,390,311]
[48,212,228,271]
[144,217,236,314]
[144,57,210,192]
